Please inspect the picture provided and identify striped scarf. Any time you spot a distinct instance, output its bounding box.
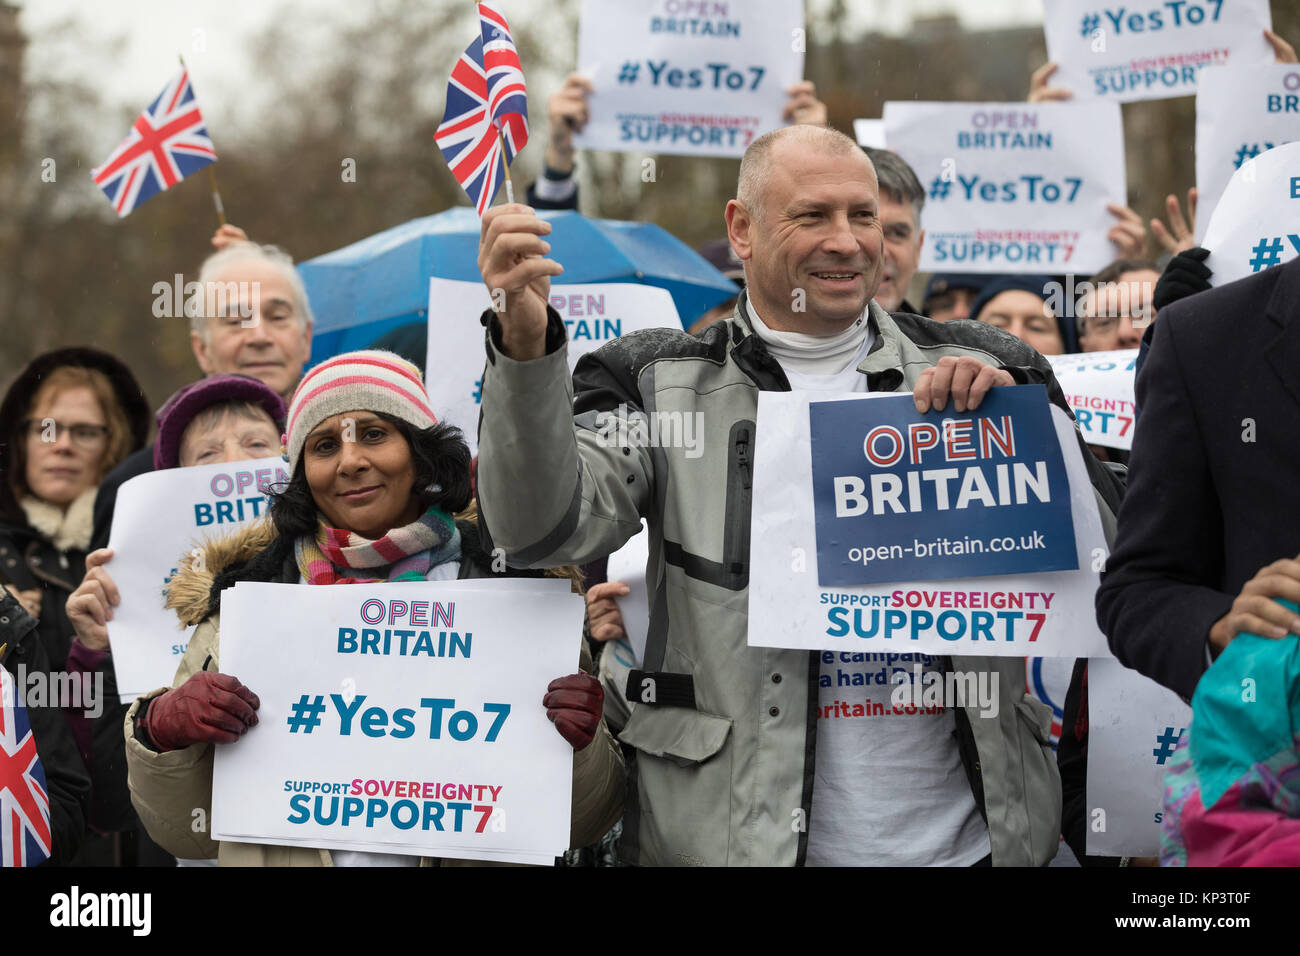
[294,506,461,585]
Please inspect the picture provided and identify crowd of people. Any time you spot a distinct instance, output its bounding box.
[4,28,1300,869]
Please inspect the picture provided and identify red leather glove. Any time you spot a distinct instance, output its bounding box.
[141,672,260,752]
[543,673,603,751]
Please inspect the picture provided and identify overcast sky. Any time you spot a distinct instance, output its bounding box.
[17,0,1046,120]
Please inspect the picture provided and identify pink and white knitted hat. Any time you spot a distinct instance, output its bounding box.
[285,350,437,473]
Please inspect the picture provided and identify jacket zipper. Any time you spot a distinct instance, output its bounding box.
[723,424,753,582]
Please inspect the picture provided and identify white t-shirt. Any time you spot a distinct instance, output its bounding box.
[749,306,991,867]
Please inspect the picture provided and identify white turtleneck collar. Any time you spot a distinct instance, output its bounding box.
[747,302,875,378]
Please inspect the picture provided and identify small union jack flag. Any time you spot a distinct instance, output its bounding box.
[91,67,218,217]
[479,2,529,158]
[435,4,529,216]
[0,667,52,867]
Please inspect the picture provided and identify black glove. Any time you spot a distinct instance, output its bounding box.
[1152,247,1212,313]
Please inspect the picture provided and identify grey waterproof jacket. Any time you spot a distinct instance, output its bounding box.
[477,293,1124,866]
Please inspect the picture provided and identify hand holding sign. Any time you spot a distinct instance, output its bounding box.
[1028,62,1074,102]
[783,81,827,126]
[144,672,261,751]
[66,548,120,652]
[748,389,1107,657]
[546,73,595,173]
[585,582,630,642]
[212,580,584,862]
[1265,29,1298,63]
[543,673,604,750]
[912,356,1015,414]
[1106,202,1149,257]
[477,204,564,361]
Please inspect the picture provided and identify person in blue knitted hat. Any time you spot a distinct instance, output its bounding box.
[969,275,1076,355]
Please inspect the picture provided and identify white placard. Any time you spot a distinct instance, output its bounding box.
[1042,0,1273,104]
[884,101,1127,273]
[1196,64,1300,237]
[1085,656,1191,857]
[211,579,582,864]
[1202,140,1300,286]
[106,457,289,702]
[853,119,886,149]
[1046,349,1138,451]
[605,524,650,666]
[573,0,804,158]
[747,391,1110,657]
[430,279,681,455]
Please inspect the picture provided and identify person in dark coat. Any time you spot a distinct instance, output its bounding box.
[1096,256,1300,700]
[0,347,149,863]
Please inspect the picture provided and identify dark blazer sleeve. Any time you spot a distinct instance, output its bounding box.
[0,590,90,865]
[1094,312,1233,701]
[525,176,580,212]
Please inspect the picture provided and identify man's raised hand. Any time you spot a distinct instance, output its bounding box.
[478,203,564,361]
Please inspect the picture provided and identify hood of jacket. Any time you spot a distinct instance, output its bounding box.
[0,347,151,525]
[164,519,282,627]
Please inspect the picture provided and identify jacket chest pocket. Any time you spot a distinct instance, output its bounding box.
[662,417,754,595]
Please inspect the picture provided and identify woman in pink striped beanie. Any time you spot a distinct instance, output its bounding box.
[126,350,624,866]
[277,349,467,581]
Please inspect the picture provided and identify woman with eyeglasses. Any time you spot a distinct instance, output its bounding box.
[0,347,150,864]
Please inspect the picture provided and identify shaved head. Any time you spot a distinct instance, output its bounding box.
[724,125,885,333]
[736,125,871,223]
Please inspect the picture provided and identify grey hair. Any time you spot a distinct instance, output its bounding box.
[736,125,867,222]
[190,243,315,340]
[863,147,924,229]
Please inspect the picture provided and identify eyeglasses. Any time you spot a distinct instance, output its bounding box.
[23,419,110,449]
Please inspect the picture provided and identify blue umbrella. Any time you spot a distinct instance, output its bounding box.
[299,207,740,368]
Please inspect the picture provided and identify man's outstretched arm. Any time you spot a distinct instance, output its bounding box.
[475,204,650,568]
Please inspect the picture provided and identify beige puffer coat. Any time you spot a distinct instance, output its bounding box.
[124,519,624,866]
